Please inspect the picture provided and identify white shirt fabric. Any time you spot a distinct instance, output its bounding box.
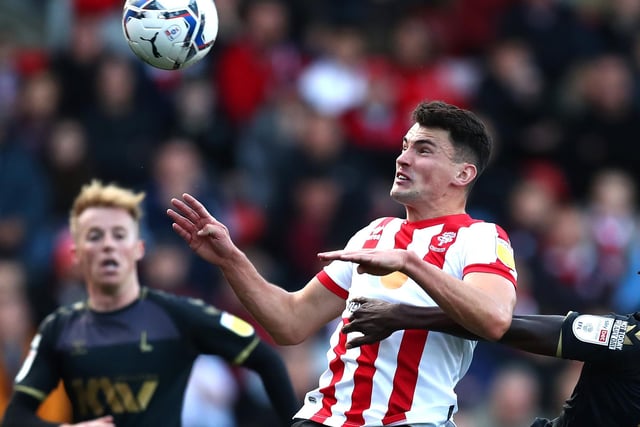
[294,214,517,427]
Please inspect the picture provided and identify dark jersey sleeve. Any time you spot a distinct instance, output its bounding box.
[151,291,298,425]
[2,392,61,427]
[11,313,63,403]
[3,312,65,426]
[151,291,261,364]
[559,311,640,364]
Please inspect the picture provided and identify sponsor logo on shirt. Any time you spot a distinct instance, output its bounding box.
[366,225,385,242]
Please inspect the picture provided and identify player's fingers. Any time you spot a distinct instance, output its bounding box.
[346,335,375,349]
[170,198,200,224]
[171,223,192,243]
[350,296,372,305]
[167,209,197,232]
[183,193,214,218]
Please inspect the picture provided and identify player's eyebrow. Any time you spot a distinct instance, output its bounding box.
[402,137,438,147]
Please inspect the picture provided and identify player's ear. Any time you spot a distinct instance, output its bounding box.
[70,243,79,265]
[454,163,477,187]
[135,240,145,261]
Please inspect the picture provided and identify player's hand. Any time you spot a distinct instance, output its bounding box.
[62,415,115,426]
[342,297,400,348]
[318,249,409,276]
[167,193,237,266]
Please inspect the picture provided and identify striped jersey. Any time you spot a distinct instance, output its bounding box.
[294,214,518,427]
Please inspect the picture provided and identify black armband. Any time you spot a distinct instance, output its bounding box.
[561,311,640,363]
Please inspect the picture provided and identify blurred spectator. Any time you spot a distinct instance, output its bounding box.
[0,123,50,265]
[41,118,93,225]
[469,363,542,427]
[297,25,369,116]
[558,53,640,198]
[82,53,166,187]
[143,137,227,240]
[235,89,310,210]
[585,169,637,298]
[473,38,560,167]
[387,13,472,121]
[50,14,106,117]
[8,70,59,156]
[215,0,301,126]
[181,355,239,427]
[263,111,371,289]
[0,36,20,125]
[142,137,229,296]
[498,0,602,86]
[172,77,234,173]
[535,203,601,313]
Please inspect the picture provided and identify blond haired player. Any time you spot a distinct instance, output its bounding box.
[2,180,297,427]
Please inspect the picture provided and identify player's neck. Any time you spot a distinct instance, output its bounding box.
[87,279,141,312]
[405,202,467,222]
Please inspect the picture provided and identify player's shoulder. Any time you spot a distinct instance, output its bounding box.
[142,287,221,315]
[464,217,511,239]
[38,300,89,332]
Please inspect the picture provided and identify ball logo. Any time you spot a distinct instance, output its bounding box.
[165,25,181,41]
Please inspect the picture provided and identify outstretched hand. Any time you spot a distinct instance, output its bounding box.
[342,297,400,348]
[318,249,409,276]
[167,193,237,266]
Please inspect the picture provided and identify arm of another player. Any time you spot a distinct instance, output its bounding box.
[241,341,300,427]
[343,297,563,356]
[319,248,516,341]
[2,393,114,427]
[168,193,345,345]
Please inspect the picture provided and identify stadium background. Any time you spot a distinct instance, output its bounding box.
[1,0,640,425]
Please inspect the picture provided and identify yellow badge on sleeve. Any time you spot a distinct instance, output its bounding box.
[496,237,516,270]
[220,312,255,337]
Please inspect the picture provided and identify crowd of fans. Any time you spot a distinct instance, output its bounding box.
[2,0,640,425]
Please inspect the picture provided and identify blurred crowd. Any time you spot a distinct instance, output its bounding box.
[2,0,640,426]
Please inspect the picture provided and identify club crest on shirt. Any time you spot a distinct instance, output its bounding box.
[429,231,457,253]
[220,312,254,337]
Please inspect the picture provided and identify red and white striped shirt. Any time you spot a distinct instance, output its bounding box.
[294,214,517,426]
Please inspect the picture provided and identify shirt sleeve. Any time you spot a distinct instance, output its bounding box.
[163,294,261,365]
[560,311,640,364]
[460,223,518,287]
[12,315,62,403]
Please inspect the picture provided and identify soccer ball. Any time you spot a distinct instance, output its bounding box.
[122,0,219,70]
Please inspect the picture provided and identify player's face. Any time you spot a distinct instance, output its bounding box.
[72,207,144,291]
[390,124,461,210]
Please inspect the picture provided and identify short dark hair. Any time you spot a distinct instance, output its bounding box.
[411,101,492,179]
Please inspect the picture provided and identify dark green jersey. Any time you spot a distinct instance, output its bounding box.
[14,287,262,426]
[549,311,640,427]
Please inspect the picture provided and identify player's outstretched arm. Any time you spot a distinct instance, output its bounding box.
[2,392,115,427]
[343,297,563,356]
[241,341,299,427]
[168,193,345,344]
